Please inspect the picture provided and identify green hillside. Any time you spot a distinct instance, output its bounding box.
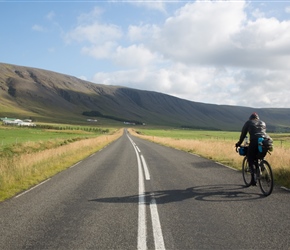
[1,62,290,131]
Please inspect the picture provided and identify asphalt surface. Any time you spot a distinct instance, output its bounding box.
[0,129,289,250]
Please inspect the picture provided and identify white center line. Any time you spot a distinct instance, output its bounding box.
[150,194,166,250]
[140,155,150,180]
[130,137,147,250]
[128,135,165,250]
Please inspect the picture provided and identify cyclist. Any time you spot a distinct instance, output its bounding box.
[235,112,267,186]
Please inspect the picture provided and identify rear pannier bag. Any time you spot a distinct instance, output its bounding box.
[258,137,273,158]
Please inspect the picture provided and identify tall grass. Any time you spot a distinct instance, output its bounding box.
[0,129,123,201]
[129,129,290,189]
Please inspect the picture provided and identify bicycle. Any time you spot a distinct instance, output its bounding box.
[237,146,274,196]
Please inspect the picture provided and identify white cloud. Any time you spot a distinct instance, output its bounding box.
[150,1,247,65]
[46,11,55,21]
[32,24,45,32]
[81,41,117,59]
[128,24,159,42]
[77,6,103,24]
[129,1,167,13]
[231,18,290,68]
[71,0,290,108]
[113,44,157,68]
[78,75,87,81]
[65,22,122,44]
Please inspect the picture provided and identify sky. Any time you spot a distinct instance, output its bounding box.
[1,0,290,108]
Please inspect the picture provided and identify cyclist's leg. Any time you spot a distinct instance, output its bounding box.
[247,141,258,185]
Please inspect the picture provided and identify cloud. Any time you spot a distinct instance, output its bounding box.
[128,24,159,42]
[231,18,290,69]
[129,1,167,13]
[150,1,247,64]
[63,7,123,61]
[81,41,117,59]
[77,6,103,24]
[112,44,157,68]
[78,75,87,81]
[46,11,55,21]
[32,24,45,32]
[69,0,290,108]
[65,22,122,45]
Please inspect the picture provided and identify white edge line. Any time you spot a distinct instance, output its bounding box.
[15,178,51,198]
[196,153,290,192]
[150,195,166,250]
[281,186,290,192]
[141,155,151,180]
[215,162,238,171]
[70,161,82,168]
[190,153,201,157]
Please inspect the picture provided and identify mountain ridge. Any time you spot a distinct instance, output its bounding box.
[1,62,290,131]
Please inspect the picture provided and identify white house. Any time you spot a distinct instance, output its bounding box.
[2,118,36,126]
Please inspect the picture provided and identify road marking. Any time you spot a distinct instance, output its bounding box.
[128,135,165,250]
[150,195,166,250]
[15,178,51,198]
[141,155,150,180]
[281,186,290,192]
[138,182,147,250]
[130,138,147,250]
[215,162,238,171]
[70,161,81,168]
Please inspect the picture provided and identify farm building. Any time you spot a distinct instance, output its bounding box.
[1,117,36,127]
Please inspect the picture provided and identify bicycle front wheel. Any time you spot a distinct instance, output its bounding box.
[258,160,274,196]
[242,157,251,187]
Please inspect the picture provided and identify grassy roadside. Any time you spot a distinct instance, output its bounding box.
[0,128,123,201]
[128,128,290,189]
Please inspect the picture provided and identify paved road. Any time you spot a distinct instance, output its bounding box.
[0,129,289,249]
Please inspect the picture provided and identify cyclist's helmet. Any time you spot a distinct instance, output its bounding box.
[249,112,259,120]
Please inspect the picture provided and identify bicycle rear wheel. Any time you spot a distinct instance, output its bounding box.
[258,160,274,196]
[242,157,251,187]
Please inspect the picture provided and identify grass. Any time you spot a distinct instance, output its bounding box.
[0,125,123,201]
[1,125,289,201]
[0,124,108,146]
[129,128,290,189]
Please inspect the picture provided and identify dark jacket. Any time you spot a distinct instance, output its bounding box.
[238,119,267,145]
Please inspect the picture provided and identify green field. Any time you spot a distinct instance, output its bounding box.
[135,128,290,148]
[0,125,110,146]
[0,124,121,201]
[3,125,289,155]
[136,129,239,140]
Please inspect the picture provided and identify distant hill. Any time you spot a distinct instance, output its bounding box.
[1,62,290,131]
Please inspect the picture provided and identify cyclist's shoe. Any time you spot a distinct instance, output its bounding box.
[250,179,257,186]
